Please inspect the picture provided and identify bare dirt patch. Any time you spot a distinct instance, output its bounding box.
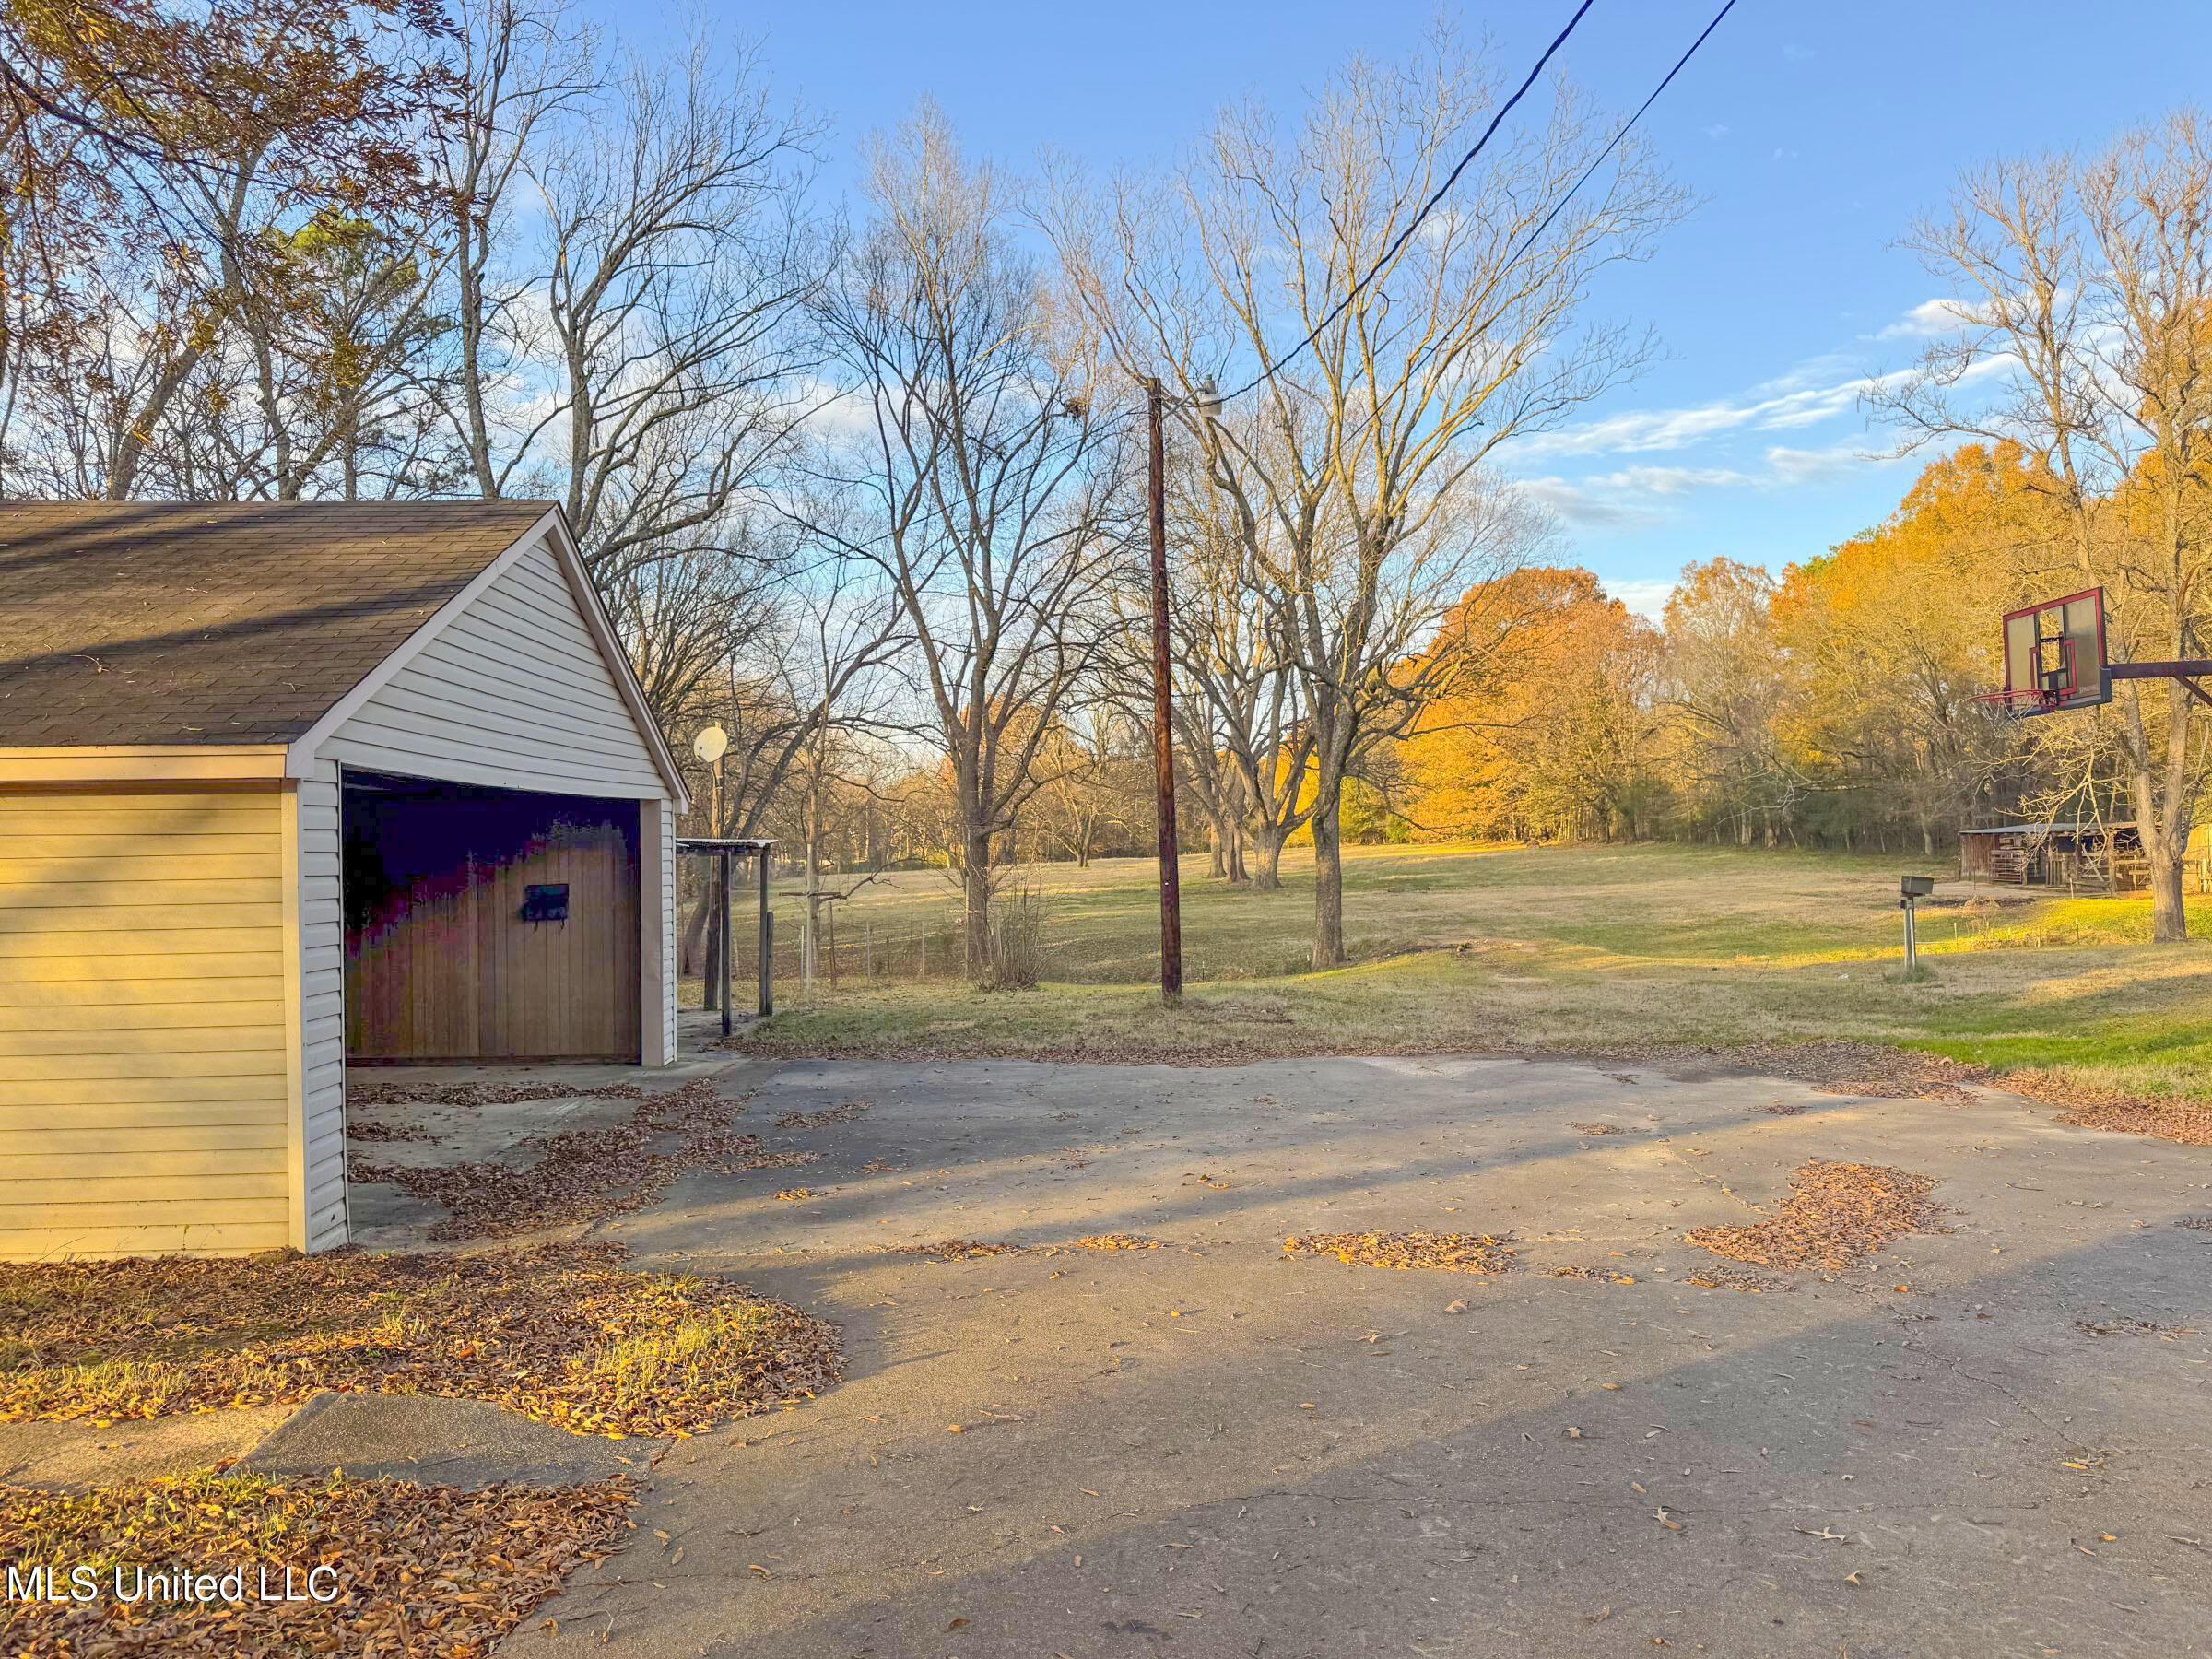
[0,1242,841,1439]
[1284,1231,1517,1275]
[0,1468,632,1657]
[1685,1160,1943,1271]
[349,1079,818,1240]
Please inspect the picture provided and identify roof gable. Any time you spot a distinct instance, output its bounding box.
[0,500,556,747]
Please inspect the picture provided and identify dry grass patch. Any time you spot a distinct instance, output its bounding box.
[1686,1160,1943,1272]
[0,1468,632,1658]
[1284,1231,1517,1274]
[0,1242,841,1438]
[349,1079,819,1240]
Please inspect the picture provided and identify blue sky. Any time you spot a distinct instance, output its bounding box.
[596,1,2210,616]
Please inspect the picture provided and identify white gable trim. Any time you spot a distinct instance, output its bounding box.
[285,507,689,812]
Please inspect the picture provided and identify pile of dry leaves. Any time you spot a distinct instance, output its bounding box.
[774,1098,871,1129]
[2001,1069,2212,1148]
[1070,1234,1165,1252]
[0,1468,632,1658]
[1284,1231,1517,1274]
[0,1242,841,1439]
[349,1079,817,1240]
[1706,1041,1985,1102]
[1686,1159,1942,1271]
[887,1239,1020,1261]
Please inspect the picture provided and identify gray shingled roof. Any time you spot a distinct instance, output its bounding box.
[0,500,556,747]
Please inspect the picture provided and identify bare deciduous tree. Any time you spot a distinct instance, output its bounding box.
[805,103,1133,973]
[1052,32,1687,962]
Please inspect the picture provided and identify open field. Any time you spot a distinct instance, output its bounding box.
[717,842,2212,1107]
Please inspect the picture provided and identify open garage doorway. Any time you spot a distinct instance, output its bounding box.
[342,771,642,1062]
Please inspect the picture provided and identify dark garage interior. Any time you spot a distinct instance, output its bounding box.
[342,772,642,1062]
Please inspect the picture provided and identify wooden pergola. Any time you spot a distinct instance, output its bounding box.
[675,837,775,1033]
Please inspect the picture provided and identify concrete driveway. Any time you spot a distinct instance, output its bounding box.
[497,1054,2212,1659]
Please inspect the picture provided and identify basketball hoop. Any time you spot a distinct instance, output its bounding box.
[1971,687,2062,716]
[1974,589,2110,719]
[1974,586,2212,715]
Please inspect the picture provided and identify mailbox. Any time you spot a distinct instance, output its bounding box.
[1900,875,1935,900]
[520,883,570,923]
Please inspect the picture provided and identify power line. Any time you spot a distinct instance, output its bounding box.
[1498,0,1740,275]
[1214,0,1738,406]
[1214,0,1593,405]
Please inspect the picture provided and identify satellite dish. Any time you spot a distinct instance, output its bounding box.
[692,724,728,764]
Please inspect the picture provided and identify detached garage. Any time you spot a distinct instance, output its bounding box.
[0,501,689,1260]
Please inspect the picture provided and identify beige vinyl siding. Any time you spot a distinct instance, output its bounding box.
[297,761,347,1250]
[322,538,665,799]
[0,787,293,1258]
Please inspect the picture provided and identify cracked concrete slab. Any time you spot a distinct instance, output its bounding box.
[477,1053,2212,1658]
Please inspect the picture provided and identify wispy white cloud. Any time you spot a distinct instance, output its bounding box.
[1762,441,1880,486]
[1703,123,1730,140]
[1872,297,1979,340]
[1508,365,1912,462]
[1516,444,1897,528]
[1602,577,1677,620]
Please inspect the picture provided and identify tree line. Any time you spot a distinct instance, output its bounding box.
[5,0,2204,961]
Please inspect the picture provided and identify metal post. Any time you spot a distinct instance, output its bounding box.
[1147,377,1182,1006]
[718,849,733,1038]
[756,848,772,1017]
[1902,898,1918,975]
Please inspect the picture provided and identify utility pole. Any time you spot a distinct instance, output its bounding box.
[1147,377,1182,1006]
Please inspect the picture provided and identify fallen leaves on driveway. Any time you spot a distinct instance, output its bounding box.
[887,1240,1022,1261]
[2004,1071,2212,1148]
[774,1098,872,1129]
[0,1468,633,1658]
[1069,1234,1167,1252]
[1685,1160,1942,1271]
[349,1078,817,1240]
[0,1241,842,1438]
[1283,1231,1517,1274]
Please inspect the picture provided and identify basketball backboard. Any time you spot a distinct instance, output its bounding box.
[1991,588,2109,717]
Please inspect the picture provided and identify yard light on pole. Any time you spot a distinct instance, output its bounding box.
[694,725,729,1020]
[1145,375,1221,1009]
[1899,875,1933,976]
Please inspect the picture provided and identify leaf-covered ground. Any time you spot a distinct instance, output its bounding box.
[0,1468,633,1658]
[0,1242,841,1438]
[1283,1230,1519,1274]
[1685,1160,1944,1271]
[348,1078,818,1241]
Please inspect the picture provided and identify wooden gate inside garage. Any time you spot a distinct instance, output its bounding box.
[343,775,641,1062]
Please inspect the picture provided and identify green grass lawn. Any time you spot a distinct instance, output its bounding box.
[717,841,2212,1105]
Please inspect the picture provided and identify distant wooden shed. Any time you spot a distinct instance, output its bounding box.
[0,501,689,1260]
[1958,822,2144,890]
